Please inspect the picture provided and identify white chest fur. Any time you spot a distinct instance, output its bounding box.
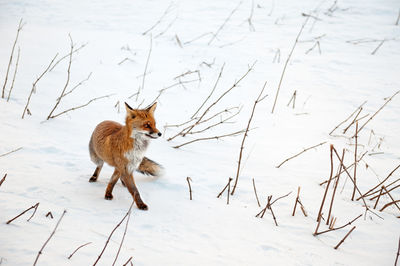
[124,133,149,174]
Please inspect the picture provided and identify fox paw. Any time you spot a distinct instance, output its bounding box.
[89,176,97,182]
[137,202,148,210]
[105,193,113,200]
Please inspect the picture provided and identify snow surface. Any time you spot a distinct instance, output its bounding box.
[0,0,399,265]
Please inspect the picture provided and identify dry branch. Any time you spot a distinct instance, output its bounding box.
[93,201,134,266]
[208,1,242,45]
[0,147,22,157]
[6,202,39,224]
[395,236,400,266]
[371,39,385,55]
[49,43,87,72]
[329,101,366,135]
[57,72,92,101]
[334,226,356,250]
[287,90,297,109]
[352,122,358,201]
[271,16,309,113]
[22,53,59,119]
[358,163,400,200]
[246,0,255,31]
[171,129,246,148]
[380,186,400,212]
[47,94,113,119]
[46,212,54,219]
[317,145,334,222]
[123,257,133,266]
[0,174,6,187]
[252,178,261,207]
[142,2,173,35]
[373,186,384,209]
[168,62,255,142]
[276,142,326,168]
[47,35,74,120]
[191,64,225,119]
[112,202,134,266]
[357,91,400,135]
[68,242,92,259]
[327,149,344,224]
[7,47,21,102]
[342,107,363,134]
[370,184,400,201]
[292,187,301,216]
[33,210,67,266]
[186,177,193,200]
[270,191,292,206]
[315,214,361,236]
[136,36,153,101]
[2,19,24,99]
[231,81,267,195]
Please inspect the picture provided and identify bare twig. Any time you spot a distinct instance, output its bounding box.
[49,43,87,72]
[231,81,267,195]
[268,196,278,226]
[371,39,385,55]
[112,202,134,266]
[123,257,133,266]
[168,62,255,141]
[371,184,400,200]
[327,149,345,224]
[358,164,400,200]
[270,191,292,206]
[246,0,255,31]
[173,130,245,149]
[395,236,400,266]
[22,53,59,119]
[57,72,92,101]
[292,187,301,216]
[373,186,384,209]
[6,202,40,224]
[136,36,153,101]
[334,226,356,250]
[0,174,6,187]
[47,94,113,119]
[287,90,297,109]
[2,19,24,98]
[0,147,22,157]
[317,145,334,222]
[142,2,173,35]
[342,107,363,134]
[191,64,225,119]
[381,186,400,212]
[46,212,54,219]
[184,32,214,45]
[208,1,242,45]
[27,203,40,222]
[357,91,400,135]
[68,242,92,259]
[271,16,309,113]
[352,122,358,201]
[315,214,362,236]
[47,35,74,120]
[7,47,21,102]
[276,142,326,168]
[33,210,67,266]
[93,201,134,266]
[252,178,261,207]
[396,8,400,25]
[186,177,193,200]
[272,48,280,63]
[329,101,366,135]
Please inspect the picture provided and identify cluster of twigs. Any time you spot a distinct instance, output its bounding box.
[255,192,291,226]
[2,19,25,101]
[166,62,256,149]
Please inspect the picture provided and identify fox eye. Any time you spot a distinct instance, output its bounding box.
[144,123,150,128]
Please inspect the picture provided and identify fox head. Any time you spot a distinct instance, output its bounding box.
[124,102,161,139]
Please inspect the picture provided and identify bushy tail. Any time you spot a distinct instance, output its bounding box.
[137,157,163,176]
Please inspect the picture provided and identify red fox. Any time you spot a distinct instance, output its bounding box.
[88,102,162,210]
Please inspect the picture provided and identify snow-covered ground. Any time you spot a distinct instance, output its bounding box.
[1,0,399,265]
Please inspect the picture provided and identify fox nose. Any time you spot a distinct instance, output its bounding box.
[158,132,162,137]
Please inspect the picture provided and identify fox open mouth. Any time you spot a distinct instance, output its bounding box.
[145,134,157,139]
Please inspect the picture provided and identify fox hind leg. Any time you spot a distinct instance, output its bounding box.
[89,137,104,182]
[105,168,120,200]
[89,162,103,182]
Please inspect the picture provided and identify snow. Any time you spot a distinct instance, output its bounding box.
[0,0,399,265]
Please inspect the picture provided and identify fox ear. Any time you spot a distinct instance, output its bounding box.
[146,102,157,114]
[125,102,134,112]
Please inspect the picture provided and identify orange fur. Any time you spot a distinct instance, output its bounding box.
[88,102,162,210]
